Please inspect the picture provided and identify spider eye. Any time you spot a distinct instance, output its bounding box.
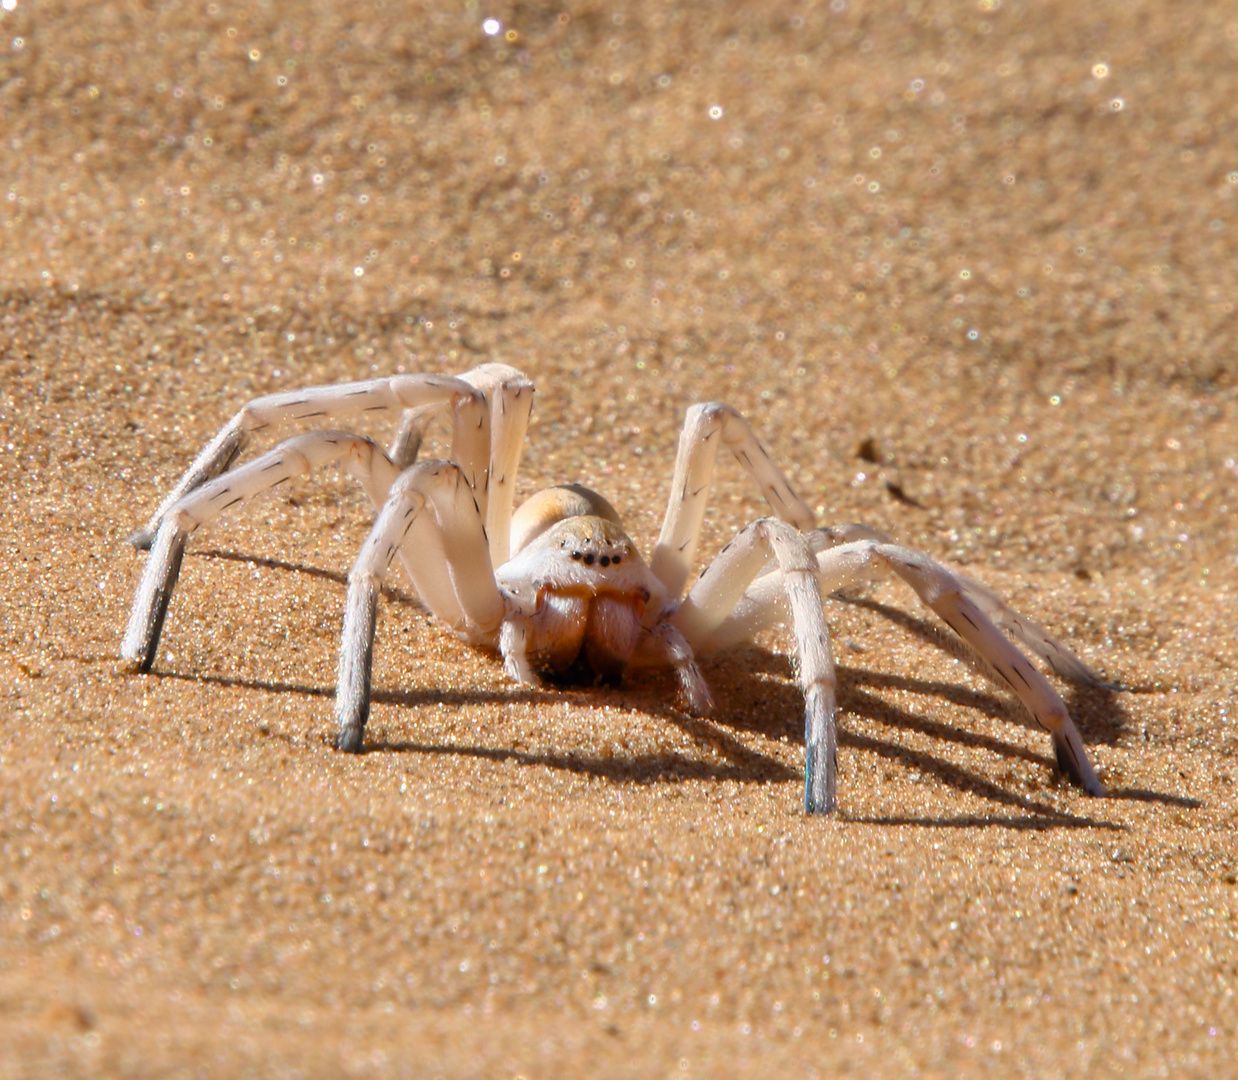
[570,551,582,561]
[599,555,611,567]
[583,553,596,566]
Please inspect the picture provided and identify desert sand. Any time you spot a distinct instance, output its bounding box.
[2,0,1236,1076]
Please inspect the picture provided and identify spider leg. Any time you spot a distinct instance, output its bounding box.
[808,524,1113,689]
[456,364,535,567]
[336,460,504,752]
[650,403,814,601]
[498,617,538,686]
[386,402,438,470]
[944,570,1117,689]
[121,432,401,672]
[873,542,1104,796]
[672,519,838,814]
[705,538,1106,797]
[381,364,535,566]
[629,623,715,717]
[129,372,494,549]
[687,535,901,651]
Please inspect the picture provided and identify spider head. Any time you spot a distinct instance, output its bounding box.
[503,485,663,599]
[498,514,658,599]
[550,515,637,573]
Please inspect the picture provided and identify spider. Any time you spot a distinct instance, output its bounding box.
[121,363,1107,813]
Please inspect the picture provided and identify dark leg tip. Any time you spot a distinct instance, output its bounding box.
[803,746,837,815]
[335,724,365,753]
[127,527,156,551]
[1053,733,1105,797]
[804,794,836,815]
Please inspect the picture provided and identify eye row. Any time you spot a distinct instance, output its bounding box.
[568,551,621,567]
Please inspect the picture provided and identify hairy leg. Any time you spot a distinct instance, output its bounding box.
[130,371,496,548]
[336,461,505,751]
[650,403,814,600]
[673,518,838,814]
[700,536,1106,797]
[457,364,535,567]
[120,432,400,672]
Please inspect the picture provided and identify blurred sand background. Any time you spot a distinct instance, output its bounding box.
[2,0,1237,1075]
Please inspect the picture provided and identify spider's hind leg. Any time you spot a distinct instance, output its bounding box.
[873,543,1105,796]
[706,537,1107,798]
[129,372,494,548]
[120,432,400,673]
[672,518,838,814]
[126,426,246,551]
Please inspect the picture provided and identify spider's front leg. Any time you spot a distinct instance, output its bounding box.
[123,364,533,672]
[672,519,840,814]
[651,403,815,601]
[336,461,505,752]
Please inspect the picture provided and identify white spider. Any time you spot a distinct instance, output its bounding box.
[121,363,1107,813]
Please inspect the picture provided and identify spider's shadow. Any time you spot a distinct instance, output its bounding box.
[839,595,1133,748]
[175,550,791,788]
[161,548,1194,825]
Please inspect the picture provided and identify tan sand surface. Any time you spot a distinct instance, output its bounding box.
[2,0,1236,1075]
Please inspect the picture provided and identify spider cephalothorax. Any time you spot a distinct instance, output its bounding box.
[122,363,1109,813]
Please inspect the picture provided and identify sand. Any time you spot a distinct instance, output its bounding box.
[2,0,1236,1075]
